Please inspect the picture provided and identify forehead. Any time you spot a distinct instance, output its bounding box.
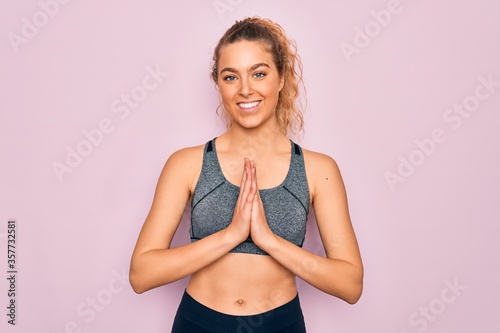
[218,40,275,70]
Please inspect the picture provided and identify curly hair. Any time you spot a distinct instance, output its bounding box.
[211,17,305,136]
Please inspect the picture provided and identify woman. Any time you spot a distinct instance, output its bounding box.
[129,17,363,332]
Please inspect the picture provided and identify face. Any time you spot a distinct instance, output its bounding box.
[217,40,284,131]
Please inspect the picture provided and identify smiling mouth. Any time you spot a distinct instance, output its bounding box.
[237,101,261,111]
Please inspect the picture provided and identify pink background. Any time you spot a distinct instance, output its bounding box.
[1,0,499,332]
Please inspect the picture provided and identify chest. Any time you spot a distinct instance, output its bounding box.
[217,152,291,190]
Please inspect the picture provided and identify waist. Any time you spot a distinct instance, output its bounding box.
[175,289,304,332]
[186,252,297,315]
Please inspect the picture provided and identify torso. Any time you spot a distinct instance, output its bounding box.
[184,135,314,315]
[186,253,297,315]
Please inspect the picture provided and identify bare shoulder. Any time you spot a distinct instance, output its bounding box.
[167,143,205,167]
[301,147,341,176]
[159,143,206,194]
[301,147,345,199]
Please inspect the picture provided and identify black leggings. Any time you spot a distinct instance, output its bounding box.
[171,290,307,333]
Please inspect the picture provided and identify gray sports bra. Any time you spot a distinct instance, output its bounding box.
[190,138,310,255]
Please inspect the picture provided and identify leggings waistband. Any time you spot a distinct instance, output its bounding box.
[172,290,306,333]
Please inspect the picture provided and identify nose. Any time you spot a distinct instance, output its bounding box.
[238,78,253,97]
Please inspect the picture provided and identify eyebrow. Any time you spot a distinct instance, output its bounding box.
[219,63,271,75]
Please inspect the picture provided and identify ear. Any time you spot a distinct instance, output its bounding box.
[279,75,285,92]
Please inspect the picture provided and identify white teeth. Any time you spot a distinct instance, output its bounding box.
[239,101,259,109]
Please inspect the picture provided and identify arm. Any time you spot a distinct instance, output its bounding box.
[129,149,255,294]
[251,153,363,304]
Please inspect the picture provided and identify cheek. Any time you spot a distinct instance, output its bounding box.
[261,81,281,100]
[219,87,234,104]
[217,83,230,99]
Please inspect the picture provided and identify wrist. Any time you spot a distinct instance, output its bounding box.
[254,230,278,252]
[223,225,248,247]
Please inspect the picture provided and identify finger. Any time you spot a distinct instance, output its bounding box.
[239,159,253,207]
[246,161,258,203]
[238,158,248,197]
[245,159,256,203]
[251,161,261,201]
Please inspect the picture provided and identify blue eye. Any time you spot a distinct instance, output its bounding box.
[224,75,237,81]
[254,72,266,78]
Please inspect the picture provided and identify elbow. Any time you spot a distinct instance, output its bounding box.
[129,253,154,294]
[129,268,148,294]
[344,278,363,305]
[130,282,146,295]
[345,284,363,304]
[344,263,364,304]
[325,279,363,304]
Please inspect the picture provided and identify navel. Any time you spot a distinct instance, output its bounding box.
[235,299,245,307]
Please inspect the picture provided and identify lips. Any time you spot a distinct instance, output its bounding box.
[237,101,261,112]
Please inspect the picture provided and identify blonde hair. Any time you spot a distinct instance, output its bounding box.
[211,17,305,136]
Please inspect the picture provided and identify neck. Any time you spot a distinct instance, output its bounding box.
[219,123,290,154]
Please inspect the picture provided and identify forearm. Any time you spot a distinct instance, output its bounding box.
[261,235,363,304]
[130,229,239,294]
